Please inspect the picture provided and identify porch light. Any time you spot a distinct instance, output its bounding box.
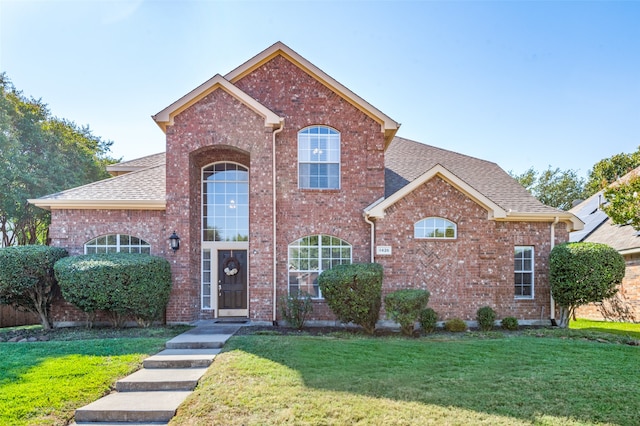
[169,231,180,252]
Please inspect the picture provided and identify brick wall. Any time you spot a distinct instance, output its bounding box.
[574,253,640,321]
[373,176,566,322]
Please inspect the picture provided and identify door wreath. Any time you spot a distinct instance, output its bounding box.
[223,256,240,276]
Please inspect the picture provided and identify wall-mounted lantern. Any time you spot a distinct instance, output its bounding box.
[169,231,180,252]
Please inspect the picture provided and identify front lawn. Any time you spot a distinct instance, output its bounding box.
[173,330,639,425]
[570,318,640,339]
[0,326,189,426]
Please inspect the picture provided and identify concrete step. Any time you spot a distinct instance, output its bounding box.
[143,348,220,368]
[74,391,191,423]
[116,368,208,392]
[164,336,224,350]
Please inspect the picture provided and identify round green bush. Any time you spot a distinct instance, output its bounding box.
[419,307,438,334]
[385,289,430,336]
[550,242,625,327]
[501,316,519,331]
[476,306,497,331]
[55,253,172,327]
[318,263,383,334]
[444,318,467,332]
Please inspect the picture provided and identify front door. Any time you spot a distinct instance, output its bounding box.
[217,249,247,316]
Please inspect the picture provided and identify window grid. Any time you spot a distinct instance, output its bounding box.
[84,234,151,254]
[202,163,249,242]
[202,249,212,310]
[514,246,534,299]
[414,217,457,239]
[298,126,340,189]
[288,235,352,299]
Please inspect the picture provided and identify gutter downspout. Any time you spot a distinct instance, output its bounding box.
[364,214,375,263]
[272,122,284,325]
[549,216,559,326]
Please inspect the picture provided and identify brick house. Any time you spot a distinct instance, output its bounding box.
[570,167,640,321]
[30,42,582,326]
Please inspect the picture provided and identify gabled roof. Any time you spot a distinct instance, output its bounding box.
[570,165,640,252]
[374,137,582,230]
[226,42,400,145]
[28,163,166,211]
[152,74,283,132]
[106,152,166,176]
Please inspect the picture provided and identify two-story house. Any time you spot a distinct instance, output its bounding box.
[30,42,582,326]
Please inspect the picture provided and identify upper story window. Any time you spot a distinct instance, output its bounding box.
[85,234,150,254]
[298,126,340,189]
[202,162,249,242]
[414,217,457,239]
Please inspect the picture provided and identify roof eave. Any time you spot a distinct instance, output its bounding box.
[502,212,584,232]
[152,74,283,132]
[27,199,166,211]
[365,164,507,220]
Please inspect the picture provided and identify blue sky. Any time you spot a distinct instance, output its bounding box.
[1,0,638,179]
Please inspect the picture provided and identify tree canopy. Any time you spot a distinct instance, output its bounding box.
[0,73,116,246]
[586,148,640,195]
[602,174,640,231]
[510,166,587,211]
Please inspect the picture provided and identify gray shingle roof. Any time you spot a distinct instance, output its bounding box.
[385,136,564,214]
[107,152,166,174]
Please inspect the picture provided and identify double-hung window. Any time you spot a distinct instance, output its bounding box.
[514,246,534,298]
[298,126,340,189]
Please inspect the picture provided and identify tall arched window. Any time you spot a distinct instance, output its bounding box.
[414,217,457,239]
[84,234,151,254]
[288,234,351,298]
[298,126,340,189]
[202,162,249,242]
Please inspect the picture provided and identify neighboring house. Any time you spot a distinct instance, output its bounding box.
[570,168,640,321]
[29,42,582,326]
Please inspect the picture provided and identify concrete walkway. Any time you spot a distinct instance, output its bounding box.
[72,322,242,425]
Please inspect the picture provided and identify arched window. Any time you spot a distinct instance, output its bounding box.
[414,217,457,239]
[84,234,151,254]
[202,162,249,242]
[288,234,351,298]
[298,126,340,189]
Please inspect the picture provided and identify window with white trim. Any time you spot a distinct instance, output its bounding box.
[514,246,534,298]
[414,217,457,239]
[84,234,150,254]
[288,235,351,298]
[298,126,340,189]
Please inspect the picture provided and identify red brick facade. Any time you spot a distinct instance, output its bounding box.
[43,45,575,326]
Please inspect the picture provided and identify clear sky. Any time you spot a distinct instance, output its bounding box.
[1,0,638,178]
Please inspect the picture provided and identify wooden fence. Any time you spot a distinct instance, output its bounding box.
[0,304,38,328]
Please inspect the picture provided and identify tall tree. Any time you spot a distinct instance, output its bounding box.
[586,148,640,195]
[0,73,116,245]
[510,166,587,211]
[602,174,640,231]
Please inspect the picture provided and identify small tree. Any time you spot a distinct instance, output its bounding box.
[0,245,68,329]
[550,242,625,328]
[318,263,383,334]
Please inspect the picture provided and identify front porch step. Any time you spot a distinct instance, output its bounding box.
[115,368,208,392]
[143,348,220,369]
[74,391,191,423]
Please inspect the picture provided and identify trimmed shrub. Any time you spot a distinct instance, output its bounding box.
[550,242,625,328]
[476,306,497,331]
[444,318,467,332]
[280,292,313,330]
[384,289,430,336]
[55,253,172,327]
[501,316,519,331]
[419,307,439,334]
[318,263,383,334]
[0,245,68,329]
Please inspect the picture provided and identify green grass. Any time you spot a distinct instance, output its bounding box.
[570,318,640,339]
[173,332,640,425]
[0,326,189,426]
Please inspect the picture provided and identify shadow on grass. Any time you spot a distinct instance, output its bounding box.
[224,334,640,425]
